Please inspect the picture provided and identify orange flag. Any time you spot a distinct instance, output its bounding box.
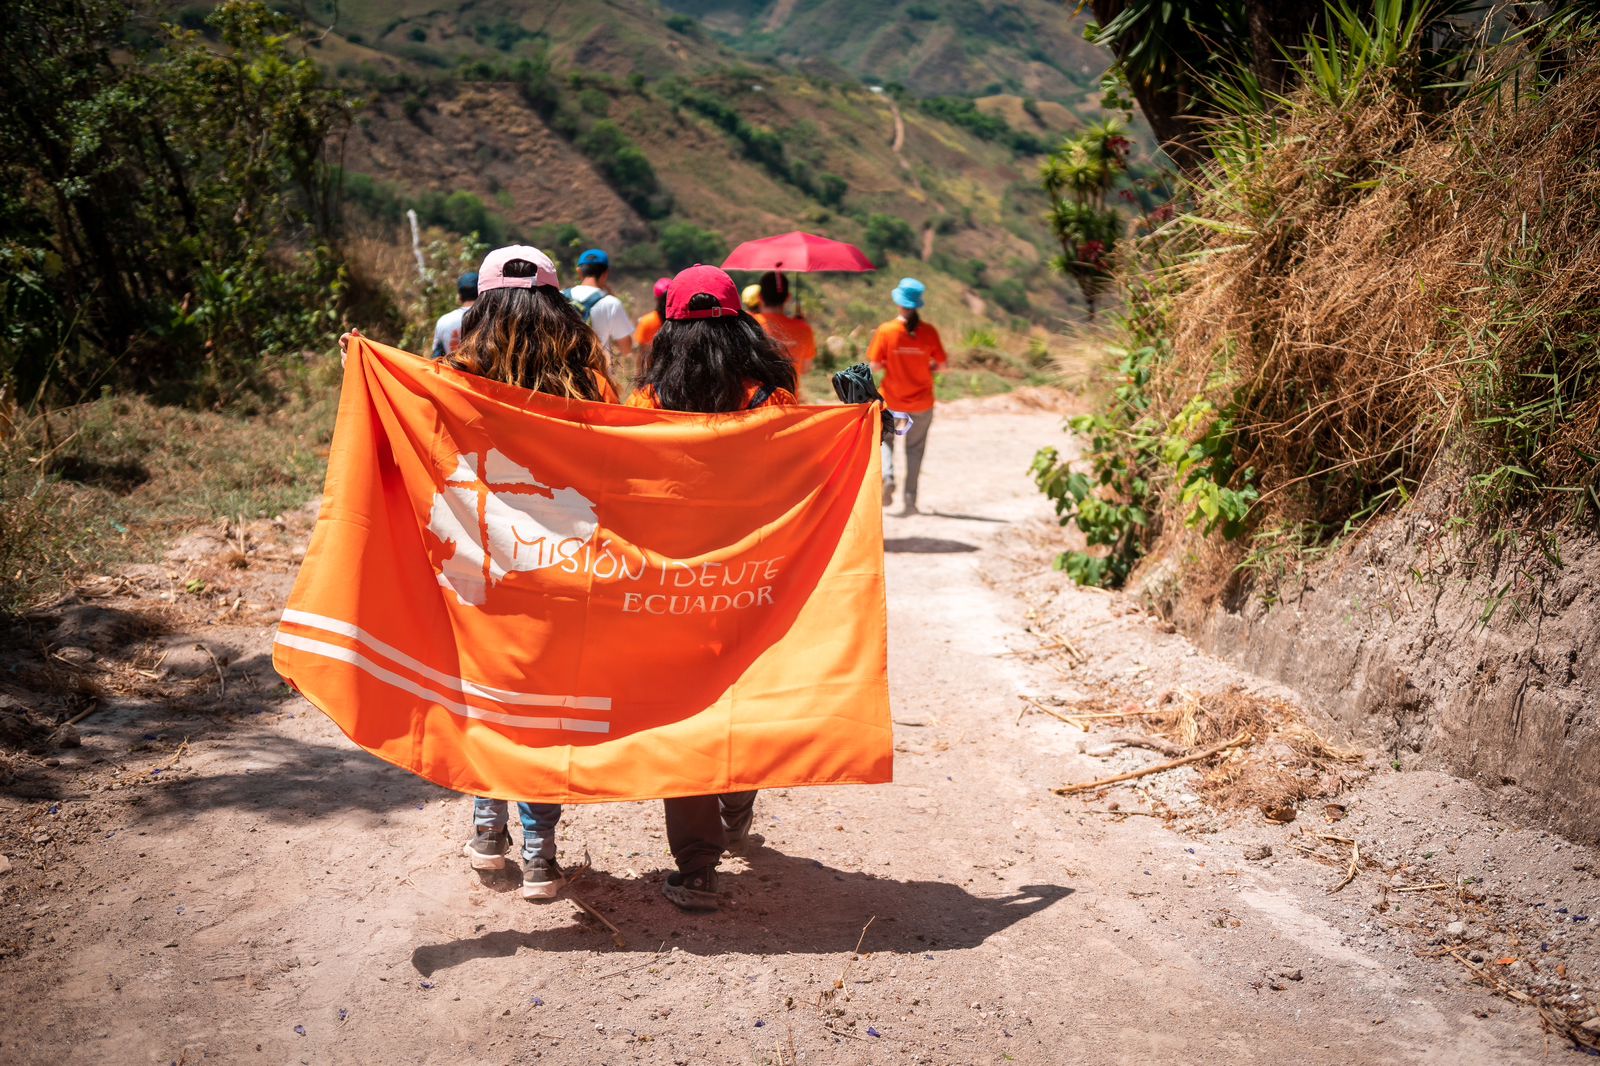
[273,338,891,802]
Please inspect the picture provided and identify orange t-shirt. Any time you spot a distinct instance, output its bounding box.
[754,312,817,375]
[626,382,797,411]
[633,310,663,349]
[866,318,946,412]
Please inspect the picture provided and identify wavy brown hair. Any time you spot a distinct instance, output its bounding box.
[447,258,615,401]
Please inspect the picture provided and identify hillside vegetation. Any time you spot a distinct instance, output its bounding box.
[1033,9,1600,597]
[4,0,1115,613]
[662,0,1107,106]
[261,0,1095,346]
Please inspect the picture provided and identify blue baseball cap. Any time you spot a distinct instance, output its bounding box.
[577,248,609,271]
[891,277,925,309]
[457,272,479,297]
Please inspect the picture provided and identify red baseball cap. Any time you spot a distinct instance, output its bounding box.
[665,265,741,320]
[652,276,672,298]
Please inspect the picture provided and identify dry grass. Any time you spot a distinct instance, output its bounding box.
[1146,39,1600,563]
[1147,687,1365,813]
[0,388,338,616]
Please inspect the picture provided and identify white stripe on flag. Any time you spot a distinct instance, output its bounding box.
[279,609,611,711]
[274,631,610,734]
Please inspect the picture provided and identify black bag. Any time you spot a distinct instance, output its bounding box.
[831,363,895,442]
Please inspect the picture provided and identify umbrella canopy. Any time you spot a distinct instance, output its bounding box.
[721,231,875,273]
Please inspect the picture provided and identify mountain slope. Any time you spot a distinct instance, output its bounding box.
[269,0,1098,359]
[661,0,1107,104]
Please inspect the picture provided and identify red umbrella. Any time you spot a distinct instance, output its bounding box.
[722,232,874,316]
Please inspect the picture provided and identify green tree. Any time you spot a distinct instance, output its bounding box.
[658,222,727,271]
[576,120,672,219]
[0,0,354,405]
[1040,120,1131,317]
[862,213,917,266]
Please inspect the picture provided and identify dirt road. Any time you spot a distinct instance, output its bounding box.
[0,398,1589,1064]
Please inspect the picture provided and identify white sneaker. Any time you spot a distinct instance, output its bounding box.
[463,827,511,870]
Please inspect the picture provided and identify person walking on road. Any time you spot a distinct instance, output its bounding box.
[631,277,672,366]
[868,277,947,515]
[429,272,478,359]
[343,245,618,902]
[564,247,634,371]
[752,271,817,383]
[626,264,798,912]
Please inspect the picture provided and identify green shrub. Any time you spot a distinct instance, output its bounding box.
[0,0,355,407]
[918,96,1046,154]
[576,121,673,219]
[862,214,917,265]
[658,222,727,271]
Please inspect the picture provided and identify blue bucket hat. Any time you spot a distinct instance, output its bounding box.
[891,276,925,310]
[577,248,610,271]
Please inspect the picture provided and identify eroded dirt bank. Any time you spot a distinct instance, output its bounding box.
[1146,491,1600,846]
[0,398,1594,1064]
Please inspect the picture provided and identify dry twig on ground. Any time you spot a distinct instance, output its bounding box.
[1055,733,1250,795]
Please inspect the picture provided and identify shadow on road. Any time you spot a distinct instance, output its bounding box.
[410,849,1073,973]
[923,511,1008,524]
[884,537,977,554]
[128,731,449,823]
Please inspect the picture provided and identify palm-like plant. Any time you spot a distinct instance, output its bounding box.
[1041,118,1132,316]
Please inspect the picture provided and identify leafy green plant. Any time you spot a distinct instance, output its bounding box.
[575,121,672,219]
[1041,119,1133,316]
[0,0,354,407]
[658,222,727,271]
[863,214,917,266]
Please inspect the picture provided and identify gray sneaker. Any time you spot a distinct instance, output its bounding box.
[722,807,760,855]
[663,867,720,911]
[463,827,511,870]
[521,857,565,901]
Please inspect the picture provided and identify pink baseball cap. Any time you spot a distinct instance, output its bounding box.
[477,245,559,292]
[665,265,741,321]
[652,276,672,298]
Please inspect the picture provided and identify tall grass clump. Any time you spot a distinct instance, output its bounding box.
[1037,9,1600,595]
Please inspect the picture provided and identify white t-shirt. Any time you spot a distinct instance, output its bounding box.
[431,305,467,359]
[566,284,633,347]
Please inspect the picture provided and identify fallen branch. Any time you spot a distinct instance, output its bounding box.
[1393,882,1452,893]
[1094,732,1187,758]
[1019,696,1083,727]
[1062,709,1172,721]
[1053,733,1251,795]
[1330,839,1360,893]
[1450,950,1600,1052]
[564,865,625,948]
[199,643,226,697]
[819,916,876,1008]
[568,892,625,949]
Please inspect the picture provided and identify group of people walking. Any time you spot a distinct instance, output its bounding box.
[344,242,948,910]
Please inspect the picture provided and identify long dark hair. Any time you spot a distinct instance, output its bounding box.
[902,308,920,334]
[640,294,797,412]
[448,259,614,401]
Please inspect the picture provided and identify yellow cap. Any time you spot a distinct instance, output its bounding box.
[741,284,762,311]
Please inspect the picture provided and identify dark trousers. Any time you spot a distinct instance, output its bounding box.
[662,790,758,874]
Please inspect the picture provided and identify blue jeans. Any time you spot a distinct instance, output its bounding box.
[472,797,561,862]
